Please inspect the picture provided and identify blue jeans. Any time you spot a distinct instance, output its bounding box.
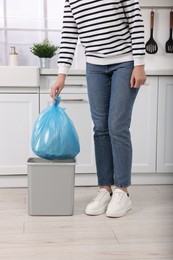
[86,61,139,187]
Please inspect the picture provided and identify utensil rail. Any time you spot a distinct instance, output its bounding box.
[140,6,173,10]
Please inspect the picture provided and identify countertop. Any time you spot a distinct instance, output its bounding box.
[40,69,86,76]
[40,68,173,76]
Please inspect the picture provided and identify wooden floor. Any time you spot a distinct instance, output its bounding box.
[0,185,173,260]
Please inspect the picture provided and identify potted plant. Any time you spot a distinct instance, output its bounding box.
[30,39,59,68]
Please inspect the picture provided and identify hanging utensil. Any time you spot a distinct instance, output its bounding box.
[145,10,158,54]
[165,10,173,53]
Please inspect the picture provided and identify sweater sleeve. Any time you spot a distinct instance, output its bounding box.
[121,0,145,66]
[58,0,79,75]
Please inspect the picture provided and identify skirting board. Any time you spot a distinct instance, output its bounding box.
[0,173,173,188]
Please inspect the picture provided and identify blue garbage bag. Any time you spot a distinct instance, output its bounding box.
[31,96,80,160]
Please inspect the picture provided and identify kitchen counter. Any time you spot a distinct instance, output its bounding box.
[0,66,40,87]
[40,69,86,76]
[145,70,173,76]
[40,68,173,76]
[0,67,172,89]
[0,67,172,79]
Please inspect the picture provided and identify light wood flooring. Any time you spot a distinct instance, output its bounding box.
[0,185,173,260]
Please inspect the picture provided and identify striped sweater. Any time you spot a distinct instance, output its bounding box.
[58,0,145,74]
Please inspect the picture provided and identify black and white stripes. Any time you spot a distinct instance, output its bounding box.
[58,0,145,74]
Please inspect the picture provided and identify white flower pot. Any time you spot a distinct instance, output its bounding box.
[40,58,50,68]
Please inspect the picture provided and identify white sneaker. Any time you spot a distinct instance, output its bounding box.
[106,189,132,218]
[85,188,111,216]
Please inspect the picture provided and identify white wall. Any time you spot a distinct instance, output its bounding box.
[140,1,173,70]
[0,0,173,70]
[139,0,173,7]
[74,4,173,71]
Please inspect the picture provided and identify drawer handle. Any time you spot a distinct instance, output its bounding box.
[64,84,84,87]
[61,98,84,102]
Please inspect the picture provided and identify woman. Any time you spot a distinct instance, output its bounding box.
[50,0,146,218]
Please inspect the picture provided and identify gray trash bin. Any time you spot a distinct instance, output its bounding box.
[27,158,76,216]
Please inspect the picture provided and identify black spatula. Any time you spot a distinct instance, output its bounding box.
[145,10,158,54]
[165,10,173,53]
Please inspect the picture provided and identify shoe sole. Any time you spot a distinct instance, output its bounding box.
[85,204,109,216]
[106,202,132,218]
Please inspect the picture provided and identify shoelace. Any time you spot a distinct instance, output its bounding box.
[110,191,125,205]
[91,190,108,202]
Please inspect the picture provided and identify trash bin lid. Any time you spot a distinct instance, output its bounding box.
[27,158,76,165]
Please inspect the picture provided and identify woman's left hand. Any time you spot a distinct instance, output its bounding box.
[130,65,146,88]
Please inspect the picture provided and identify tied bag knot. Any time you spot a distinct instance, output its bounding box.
[54,95,61,106]
[31,96,80,160]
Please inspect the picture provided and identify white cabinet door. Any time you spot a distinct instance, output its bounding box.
[40,93,96,173]
[0,94,39,175]
[130,77,158,173]
[157,76,173,173]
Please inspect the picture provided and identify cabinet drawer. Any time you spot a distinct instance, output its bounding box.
[0,93,39,175]
[40,75,87,94]
[40,93,96,174]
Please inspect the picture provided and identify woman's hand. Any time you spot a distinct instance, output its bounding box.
[130,65,146,88]
[50,74,66,103]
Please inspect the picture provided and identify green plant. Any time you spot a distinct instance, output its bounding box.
[30,39,59,58]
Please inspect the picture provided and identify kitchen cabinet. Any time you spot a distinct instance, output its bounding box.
[157,76,173,173]
[130,76,158,173]
[40,74,173,176]
[40,75,96,173]
[131,75,173,174]
[0,70,172,187]
[0,93,39,175]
